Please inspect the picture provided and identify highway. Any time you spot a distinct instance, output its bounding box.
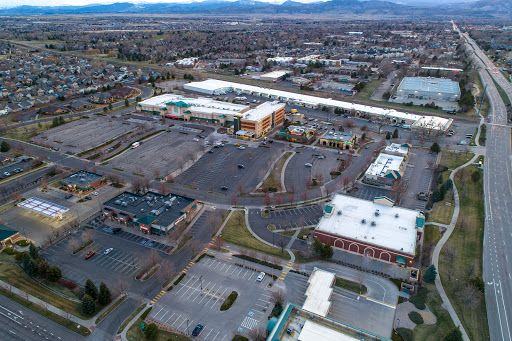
[455,22,512,341]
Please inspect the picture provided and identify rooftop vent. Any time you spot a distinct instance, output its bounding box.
[361,219,366,224]
[395,213,399,218]
[371,221,376,226]
[375,209,380,216]
[114,200,121,205]
[337,210,342,216]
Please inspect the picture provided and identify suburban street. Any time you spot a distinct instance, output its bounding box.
[458,24,512,341]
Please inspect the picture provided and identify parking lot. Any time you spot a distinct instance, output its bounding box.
[400,148,436,210]
[0,158,30,180]
[267,205,323,230]
[177,143,278,195]
[109,130,205,177]
[42,228,160,290]
[148,256,273,340]
[33,117,136,154]
[284,149,338,197]
[284,272,395,338]
[96,223,169,253]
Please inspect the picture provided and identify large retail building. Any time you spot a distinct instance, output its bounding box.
[314,194,424,266]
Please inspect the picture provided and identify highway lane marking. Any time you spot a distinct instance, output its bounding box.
[499,279,512,340]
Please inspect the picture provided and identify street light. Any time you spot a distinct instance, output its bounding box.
[186,319,190,335]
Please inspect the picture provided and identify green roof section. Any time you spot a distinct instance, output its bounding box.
[168,101,191,108]
[0,224,18,241]
[324,204,334,215]
[137,215,158,226]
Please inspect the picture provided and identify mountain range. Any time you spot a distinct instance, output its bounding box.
[0,0,510,17]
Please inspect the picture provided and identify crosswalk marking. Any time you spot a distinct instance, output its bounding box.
[241,317,259,330]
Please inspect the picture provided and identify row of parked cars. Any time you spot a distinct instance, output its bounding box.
[2,167,24,178]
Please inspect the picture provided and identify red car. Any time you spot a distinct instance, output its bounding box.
[85,250,95,259]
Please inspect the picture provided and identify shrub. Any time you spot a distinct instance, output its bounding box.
[408,311,424,324]
[397,328,414,341]
[47,266,62,282]
[3,248,18,255]
[220,291,238,311]
[410,286,428,310]
[174,273,186,286]
[233,255,283,270]
[144,323,159,341]
[444,328,463,341]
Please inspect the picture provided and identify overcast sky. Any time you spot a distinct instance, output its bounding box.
[0,0,471,8]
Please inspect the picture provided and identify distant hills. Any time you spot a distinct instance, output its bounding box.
[0,0,510,17]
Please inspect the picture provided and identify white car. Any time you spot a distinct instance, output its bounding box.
[305,163,313,167]
[256,272,266,282]
[193,138,199,142]
[104,248,113,255]
[237,146,245,150]
[318,156,325,159]
[93,192,99,196]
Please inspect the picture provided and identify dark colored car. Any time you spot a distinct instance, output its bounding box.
[220,186,228,191]
[192,324,203,336]
[112,227,122,234]
[237,164,245,169]
[84,196,92,200]
[65,194,73,199]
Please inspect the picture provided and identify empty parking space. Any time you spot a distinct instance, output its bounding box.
[96,224,169,252]
[177,144,277,195]
[149,257,272,340]
[349,185,389,202]
[109,131,202,177]
[268,206,323,230]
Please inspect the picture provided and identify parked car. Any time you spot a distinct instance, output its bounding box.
[221,186,228,191]
[103,248,113,255]
[238,164,245,169]
[305,163,312,167]
[85,250,95,259]
[192,324,204,337]
[141,240,147,245]
[3,172,10,177]
[257,272,266,282]
[112,227,122,234]
[65,194,73,199]
[84,196,92,200]
[237,146,245,150]
[317,155,325,159]
[193,138,199,142]
[93,192,99,196]
[208,150,214,153]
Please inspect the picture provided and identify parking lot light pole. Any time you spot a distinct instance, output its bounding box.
[186,319,189,335]
[200,276,203,292]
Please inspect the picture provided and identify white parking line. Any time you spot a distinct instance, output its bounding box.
[241,269,250,279]
[160,311,169,321]
[172,314,182,326]
[165,312,176,323]
[211,330,221,341]
[153,308,164,319]
[175,278,194,295]
[230,266,238,274]
[204,328,213,340]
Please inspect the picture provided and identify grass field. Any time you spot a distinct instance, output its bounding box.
[0,262,87,319]
[423,225,444,247]
[260,152,292,191]
[335,277,368,294]
[221,211,291,260]
[127,317,191,341]
[439,164,489,341]
[475,74,490,117]
[440,150,475,170]
[355,78,383,100]
[490,72,511,106]
[412,284,457,340]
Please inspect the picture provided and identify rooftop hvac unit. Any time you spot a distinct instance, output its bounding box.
[371,221,376,226]
[361,219,366,224]
[395,213,399,218]
[114,200,121,205]
[121,202,127,207]
[141,208,144,212]
[337,210,342,215]
[375,209,380,216]
[80,178,86,182]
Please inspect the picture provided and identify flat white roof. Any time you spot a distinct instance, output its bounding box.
[18,197,69,218]
[302,268,335,317]
[184,79,430,123]
[261,70,290,79]
[412,115,453,131]
[365,153,404,177]
[299,320,360,341]
[316,194,418,254]
[139,94,180,107]
[242,101,284,122]
[384,143,409,156]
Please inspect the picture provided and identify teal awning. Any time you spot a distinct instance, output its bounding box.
[137,215,158,226]
[396,256,406,263]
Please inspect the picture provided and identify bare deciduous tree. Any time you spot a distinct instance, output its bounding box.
[270,289,287,306]
[248,326,267,341]
[188,239,203,256]
[457,284,482,309]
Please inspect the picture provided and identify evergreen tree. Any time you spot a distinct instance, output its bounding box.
[312,239,324,255]
[58,116,65,125]
[423,265,437,283]
[47,266,62,282]
[322,243,334,259]
[430,142,441,153]
[392,128,399,139]
[29,244,39,260]
[386,132,391,140]
[85,279,98,300]
[22,252,30,269]
[27,258,39,276]
[98,282,111,305]
[108,103,113,110]
[0,141,11,152]
[124,99,129,107]
[444,328,463,341]
[81,294,96,315]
